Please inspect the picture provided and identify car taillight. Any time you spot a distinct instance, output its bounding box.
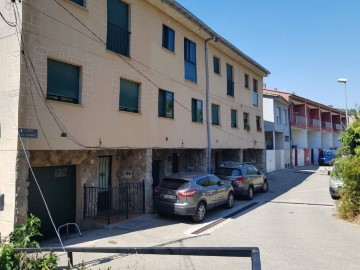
[235,177,245,183]
[154,187,161,196]
[178,189,197,197]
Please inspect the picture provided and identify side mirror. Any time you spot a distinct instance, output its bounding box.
[218,180,224,186]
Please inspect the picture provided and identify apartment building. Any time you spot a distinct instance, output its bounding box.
[263,89,346,167]
[263,93,291,172]
[0,0,269,238]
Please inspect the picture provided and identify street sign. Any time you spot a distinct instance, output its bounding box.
[18,128,38,139]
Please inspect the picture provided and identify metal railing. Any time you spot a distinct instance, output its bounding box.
[333,123,342,130]
[321,121,332,129]
[14,246,262,270]
[294,115,306,125]
[311,119,321,127]
[106,22,130,57]
[83,181,144,224]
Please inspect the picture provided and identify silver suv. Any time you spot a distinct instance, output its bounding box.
[215,161,268,200]
[154,172,234,222]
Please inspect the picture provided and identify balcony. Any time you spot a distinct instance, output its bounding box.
[308,118,321,130]
[107,22,130,57]
[321,121,332,130]
[293,115,306,125]
[333,123,343,132]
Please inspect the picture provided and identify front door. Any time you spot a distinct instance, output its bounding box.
[97,156,112,212]
[172,153,179,173]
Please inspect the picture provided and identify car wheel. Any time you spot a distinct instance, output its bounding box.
[225,192,234,209]
[192,202,206,223]
[331,194,340,200]
[261,179,269,193]
[246,186,254,200]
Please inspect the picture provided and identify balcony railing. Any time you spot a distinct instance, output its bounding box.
[321,121,332,129]
[107,22,130,57]
[293,115,306,125]
[333,123,342,131]
[310,119,321,127]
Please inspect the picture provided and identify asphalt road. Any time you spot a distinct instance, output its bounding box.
[46,166,359,270]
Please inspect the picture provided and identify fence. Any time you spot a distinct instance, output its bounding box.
[83,181,144,224]
[14,246,262,270]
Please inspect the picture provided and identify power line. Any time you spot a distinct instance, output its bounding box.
[51,0,259,144]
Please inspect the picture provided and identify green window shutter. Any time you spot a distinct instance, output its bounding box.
[120,79,139,112]
[227,64,234,96]
[107,0,128,29]
[212,104,219,125]
[158,90,165,117]
[47,59,79,104]
[70,0,84,6]
[192,99,196,122]
[213,57,220,74]
[231,109,237,128]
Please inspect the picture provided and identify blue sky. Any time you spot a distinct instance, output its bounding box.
[176,0,359,110]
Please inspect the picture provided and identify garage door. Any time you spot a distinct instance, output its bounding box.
[28,165,76,239]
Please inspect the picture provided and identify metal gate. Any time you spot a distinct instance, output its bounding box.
[83,180,145,224]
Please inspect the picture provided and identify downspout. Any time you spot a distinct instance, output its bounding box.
[205,35,217,173]
[288,104,293,168]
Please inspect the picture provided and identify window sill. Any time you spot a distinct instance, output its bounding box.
[64,0,88,11]
[185,78,198,85]
[158,116,175,120]
[162,47,175,55]
[47,99,84,107]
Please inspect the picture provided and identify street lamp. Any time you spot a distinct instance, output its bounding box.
[337,78,349,128]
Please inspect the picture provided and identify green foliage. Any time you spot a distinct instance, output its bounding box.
[339,120,360,155]
[336,155,360,220]
[335,115,360,221]
[0,214,57,270]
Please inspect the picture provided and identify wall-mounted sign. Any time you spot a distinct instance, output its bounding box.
[18,128,38,139]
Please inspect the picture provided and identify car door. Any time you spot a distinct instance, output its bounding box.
[197,177,218,209]
[209,174,227,206]
[251,165,263,190]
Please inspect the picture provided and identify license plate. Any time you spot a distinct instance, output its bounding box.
[163,194,176,200]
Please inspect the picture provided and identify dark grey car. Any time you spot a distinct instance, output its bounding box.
[215,161,268,200]
[154,172,234,222]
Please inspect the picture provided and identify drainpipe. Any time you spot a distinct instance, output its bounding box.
[288,105,293,168]
[205,35,217,173]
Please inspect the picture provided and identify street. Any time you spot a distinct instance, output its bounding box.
[46,166,360,270]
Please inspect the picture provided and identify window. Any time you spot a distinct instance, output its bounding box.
[191,98,203,122]
[283,109,287,124]
[162,24,175,52]
[184,38,197,82]
[70,0,84,6]
[276,107,281,123]
[158,89,174,118]
[253,79,258,106]
[284,135,290,142]
[244,74,249,88]
[213,56,220,74]
[211,104,220,125]
[226,64,234,96]
[119,79,140,113]
[231,109,237,128]
[47,58,80,104]
[256,116,262,131]
[107,0,130,57]
[243,112,250,130]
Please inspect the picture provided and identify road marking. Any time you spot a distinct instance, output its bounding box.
[265,201,335,207]
[191,202,258,235]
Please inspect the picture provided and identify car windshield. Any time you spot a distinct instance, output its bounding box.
[216,168,242,176]
[159,178,190,190]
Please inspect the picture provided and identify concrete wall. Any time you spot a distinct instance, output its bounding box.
[0,4,22,236]
[292,129,307,149]
[321,132,333,149]
[333,133,342,148]
[308,130,321,148]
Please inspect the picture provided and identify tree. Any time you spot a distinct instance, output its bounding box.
[335,114,360,221]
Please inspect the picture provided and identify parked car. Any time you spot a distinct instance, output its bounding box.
[318,149,337,166]
[215,161,268,200]
[329,165,343,200]
[154,172,234,223]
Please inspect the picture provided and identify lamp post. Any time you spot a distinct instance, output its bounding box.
[337,78,349,128]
